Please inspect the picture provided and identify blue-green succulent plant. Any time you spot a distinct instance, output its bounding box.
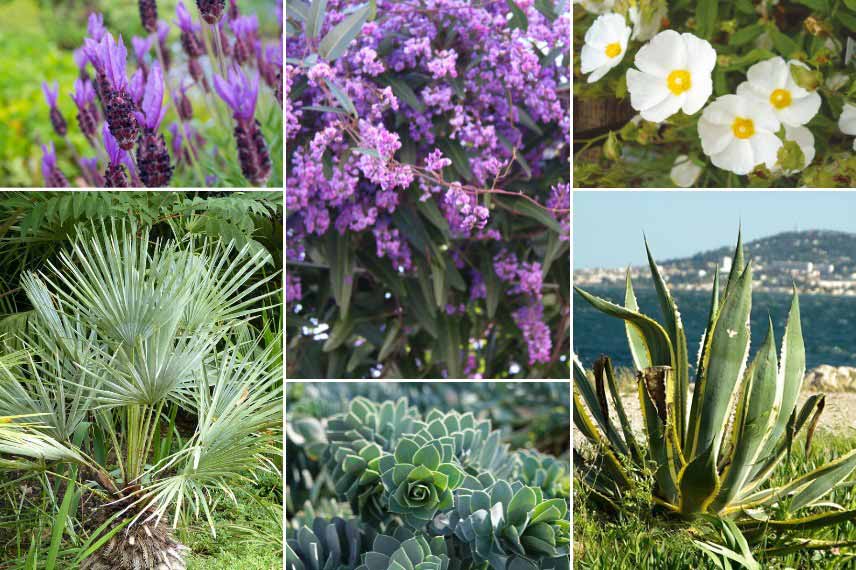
[288,395,570,570]
[452,481,570,570]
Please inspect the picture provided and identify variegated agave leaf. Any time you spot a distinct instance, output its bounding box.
[286,517,376,570]
[451,480,570,570]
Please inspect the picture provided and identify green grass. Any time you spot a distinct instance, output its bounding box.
[575,431,856,569]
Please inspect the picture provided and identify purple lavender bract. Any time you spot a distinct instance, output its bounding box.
[134,63,174,188]
[214,66,271,185]
[139,0,159,33]
[42,81,68,136]
[41,143,69,187]
[196,0,226,24]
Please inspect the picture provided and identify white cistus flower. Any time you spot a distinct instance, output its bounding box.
[698,94,782,176]
[626,30,716,123]
[580,13,631,83]
[670,154,703,187]
[839,103,856,150]
[736,57,821,127]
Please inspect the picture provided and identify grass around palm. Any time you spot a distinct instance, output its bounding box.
[575,431,856,569]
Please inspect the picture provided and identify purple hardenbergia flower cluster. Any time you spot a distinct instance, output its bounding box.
[38,0,282,188]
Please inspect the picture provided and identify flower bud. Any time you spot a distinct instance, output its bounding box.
[790,63,822,92]
[603,131,621,160]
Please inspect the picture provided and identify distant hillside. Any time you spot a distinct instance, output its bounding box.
[664,230,856,274]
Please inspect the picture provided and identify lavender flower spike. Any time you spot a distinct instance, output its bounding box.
[41,143,69,188]
[42,81,68,136]
[102,123,129,187]
[135,62,174,187]
[70,79,99,140]
[230,15,258,65]
[196,0,226,24]
[96,33,140,150]
[157,20,172,69]
[139,0,158,33]
[175,1,204,58]
[214,66,271,185]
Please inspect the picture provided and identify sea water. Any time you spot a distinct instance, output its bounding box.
[574,285,856,371]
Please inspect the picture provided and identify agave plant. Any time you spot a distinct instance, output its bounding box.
[573,231,856,553]
[0,223,281,569]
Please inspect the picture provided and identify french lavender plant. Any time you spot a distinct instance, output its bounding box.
[135,63,174,187]
[286,0,570,379]
[214,66,272,185]
[42,82,67,137]
[35,0,282,188]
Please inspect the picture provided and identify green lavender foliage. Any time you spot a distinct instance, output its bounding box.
[287,394,570,570]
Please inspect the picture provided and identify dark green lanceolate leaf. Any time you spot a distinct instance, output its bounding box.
[482,257,501,319]
[516,107,544,136]
[713,320,780,512]
[323,314,355,352]
[695,0,719,39]
[437,314,461,378]
[305,0,327,39]
[380,77,425,112]
[392,205,443,260]
[437,140,473,181]
[319,3,371,61]
[506,0,528,30]
[378,321,401,361]
[355,147,382,159]
[302,104,351,115]
[324,79,357,116]
[430,257,448,309]
[494,195,564,234]
[404,280,437,337]
[768,25,801,58]
[327,230,356,319]
[599,356,643,465]
[729,23,765,46]
[416,199,451,240]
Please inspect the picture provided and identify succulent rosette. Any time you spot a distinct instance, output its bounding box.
[355,532,451,570]
[375,438,466,529]
[452,481,570,570]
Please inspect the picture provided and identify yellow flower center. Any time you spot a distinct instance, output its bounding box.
[604,42,622,58]
[667,70,692,95]
[731,117,755,139]
[769,88,792,110]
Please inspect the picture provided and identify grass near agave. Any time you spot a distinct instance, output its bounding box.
[575,430,856,569]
